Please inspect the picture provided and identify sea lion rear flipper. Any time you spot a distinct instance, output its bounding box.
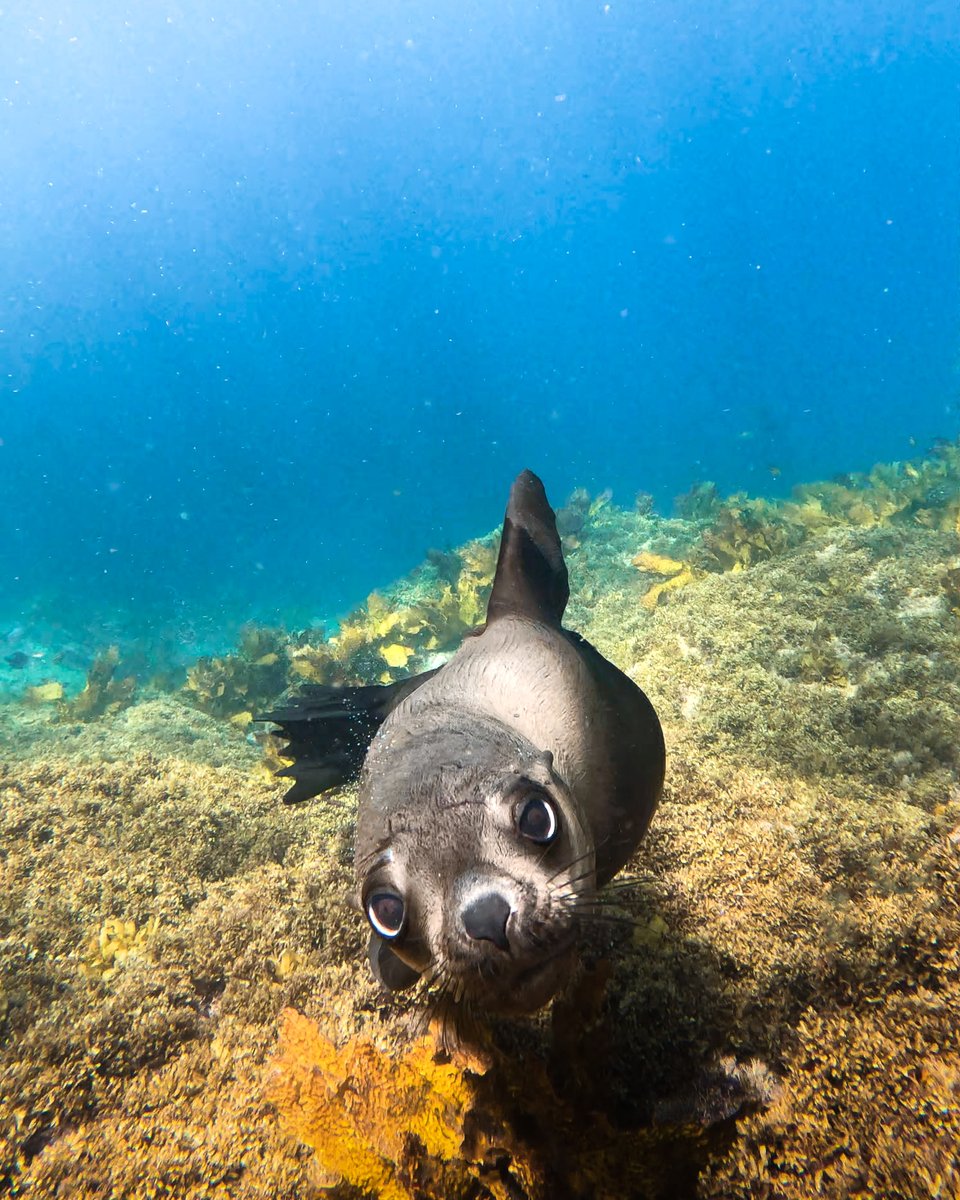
[259,670,439,804]
[486,469,569,626]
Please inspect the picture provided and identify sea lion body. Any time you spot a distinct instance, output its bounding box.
[362,612,658,886]
[265,471,664,1016]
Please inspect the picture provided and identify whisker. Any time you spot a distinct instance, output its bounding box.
[600,875,657,892]
[436,974,469,1055]
[545,847,595,885]
[425,971,454,1045]
[557,900,645,929]
[411,974,438,1039]
[551,865,597,893]
[533,841,554,873]
[554,884,642,907]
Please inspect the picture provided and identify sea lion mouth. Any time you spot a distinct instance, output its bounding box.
[481,943,579,1014]
[509,942,576,988]
[442,932,579,1015]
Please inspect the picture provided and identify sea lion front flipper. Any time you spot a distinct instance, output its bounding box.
[486,469,569,626]
[260,670,439,804]
[368,933,423,991]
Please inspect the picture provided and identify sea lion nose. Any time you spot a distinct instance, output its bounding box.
[461,892,511,951]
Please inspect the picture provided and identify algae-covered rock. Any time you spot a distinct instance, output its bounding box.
[700,828,960,1200]
[605,525,960,801]
[4,441,960,1197]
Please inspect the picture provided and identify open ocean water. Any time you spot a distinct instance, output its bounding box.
[3,5,960,1199]
[2,0,958,659]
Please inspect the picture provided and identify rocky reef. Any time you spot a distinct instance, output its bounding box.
[1,442,960,1198]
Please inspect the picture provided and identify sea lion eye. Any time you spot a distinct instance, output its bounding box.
[366,890,405,938]
[516,794,558,844]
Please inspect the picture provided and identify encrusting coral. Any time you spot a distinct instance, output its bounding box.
[266,980,780,1200]
[267,1011,493,1200]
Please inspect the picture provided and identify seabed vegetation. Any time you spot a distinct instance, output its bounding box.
[2,440,960,1198]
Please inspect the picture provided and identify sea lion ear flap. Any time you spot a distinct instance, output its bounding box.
[486,470,569,627]
[524,749,556,787]
[368,933,423,992]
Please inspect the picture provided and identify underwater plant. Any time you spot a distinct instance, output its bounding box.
[692,496,804,573]
[631,551,702,609]
[60,646,137,721]
[190,538,504,717]
[674,438,960,584]
[182,623,289,719]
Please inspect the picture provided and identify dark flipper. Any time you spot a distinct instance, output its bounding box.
[486,469,569,627]
[259,669,439,804]
[368,933,423,992]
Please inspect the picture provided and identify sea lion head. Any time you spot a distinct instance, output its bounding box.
[355,719,595,1016]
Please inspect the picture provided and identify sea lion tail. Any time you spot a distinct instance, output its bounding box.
[486,469,569,626]
[259,670,438,804]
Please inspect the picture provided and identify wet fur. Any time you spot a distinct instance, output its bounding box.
[265,470,665,1019]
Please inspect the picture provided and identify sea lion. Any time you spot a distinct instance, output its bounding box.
[263,470,664,1016]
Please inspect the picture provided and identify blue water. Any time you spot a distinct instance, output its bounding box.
[2,0,957,647]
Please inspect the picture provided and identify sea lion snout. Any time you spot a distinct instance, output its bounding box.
[461,890,512,951]
[443,867,578,1014]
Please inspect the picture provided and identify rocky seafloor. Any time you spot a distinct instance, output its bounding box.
[2,450,960,1199]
